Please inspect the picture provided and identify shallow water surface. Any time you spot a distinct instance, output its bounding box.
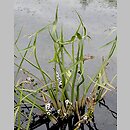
[14,0,117,130]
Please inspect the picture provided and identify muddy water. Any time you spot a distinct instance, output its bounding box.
[14,0,117,130]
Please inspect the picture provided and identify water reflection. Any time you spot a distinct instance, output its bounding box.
[80,0,93,9]
[105,0,117,7]
[79,0,117,10]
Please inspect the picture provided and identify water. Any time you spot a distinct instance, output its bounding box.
[14,0,117,130]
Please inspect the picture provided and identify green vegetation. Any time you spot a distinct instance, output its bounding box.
[14,6,117,130]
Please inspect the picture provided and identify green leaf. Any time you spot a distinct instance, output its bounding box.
[76,32,82,40]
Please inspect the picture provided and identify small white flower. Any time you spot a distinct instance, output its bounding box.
[69,102,72,105]
[20,68,23,71]
[48,109,52,112]
[47,111,51,115]
[56,71,59,75]
[56,71,63,88]
[65,99,72,106]
[65,99,70,105]
[59,80,62,85]
[57,109,61,114]
[26,77,31,81]
[64,113,67,117]
[56,71,60,78]
[45,103,51,111]
[83,116,87,121]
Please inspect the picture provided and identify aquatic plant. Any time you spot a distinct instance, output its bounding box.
[14,6,117,130]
